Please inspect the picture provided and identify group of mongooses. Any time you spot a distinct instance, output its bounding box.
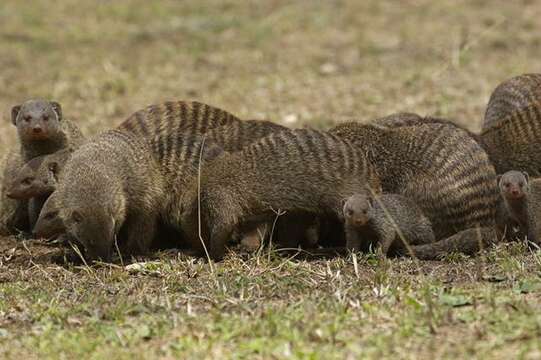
[1,73,540,263]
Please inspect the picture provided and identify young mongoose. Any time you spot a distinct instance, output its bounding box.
[53,130,166,262]
[178,128,382,260]
[6,148,73,228]
[0,99,84,235]
[495,170,541,245]
[343,193,435,256]
[329,121,499,242]
[481,73,541,175]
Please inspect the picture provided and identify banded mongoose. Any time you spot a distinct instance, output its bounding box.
[0,99,84,235]
[481,73,541,175]
[496,170,541,245]
[33,192,64,240]
[408,171,541,260]
[53,130,166,262]
[343,193,435,256]
[177,128,382,260]
[117,100,242,141]
[6,148,73,227]
[329,121,499,242]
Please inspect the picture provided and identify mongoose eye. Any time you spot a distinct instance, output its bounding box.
[48,163,57,173]
[346,209,353,216]
[363,210,367,214]
[42,115,49,121]
[519,182,524,187]
[22,177,34,185]
[504,182,510,188]
[71,211,83,223]
[24,115,32,122]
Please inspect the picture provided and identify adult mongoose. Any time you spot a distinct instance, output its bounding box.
[480,73,541,175]
[53,130,166,262]
[177,128,382,260]
[329,121,499,242]
[343,193,435,256]
[117,100,242,141]
[0,99,84,235]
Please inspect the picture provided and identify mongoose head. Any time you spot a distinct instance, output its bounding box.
[57,164,126,263]
[343,193,374,227]
[498,170,529,200]
[11,99,63,142]
[6,149,72,199]
[33,193,65,239]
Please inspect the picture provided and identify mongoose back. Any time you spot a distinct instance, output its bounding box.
[329,121,499,240]
[54,130,165,262]
[117,100,242,141]
[178,128,382,260]
[343,193,434,256]
[0,99,85,235]
[481,74,541,175]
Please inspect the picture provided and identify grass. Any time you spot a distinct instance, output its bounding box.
[1,0,541,358]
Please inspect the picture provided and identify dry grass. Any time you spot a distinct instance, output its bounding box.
[1,0,541,358]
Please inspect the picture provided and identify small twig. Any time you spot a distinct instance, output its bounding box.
[196,136,215,274]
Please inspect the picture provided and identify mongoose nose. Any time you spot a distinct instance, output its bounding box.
[32,127,42,133]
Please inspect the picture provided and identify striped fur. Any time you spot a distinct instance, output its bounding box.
[117,100,242,141]
[329,121,499,240]
[481,74,541,175]
[178,128,382,260]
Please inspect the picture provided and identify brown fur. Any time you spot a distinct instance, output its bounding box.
[178,128,382,260]
[117,100,242,141]
[0,99,84,235]
[53,130,165,262]
[480,73,541,175]
[343,193,434,256]
[329,121,498,242]
[496,171,541,246]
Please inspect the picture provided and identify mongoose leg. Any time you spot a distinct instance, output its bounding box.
[122,213,158,257]
[344,224,363,252]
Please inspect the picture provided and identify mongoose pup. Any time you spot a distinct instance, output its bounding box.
[54,130,165,262]
[495,170,541,245]
[6,148,72,227]
[178,128,382,260]
[481,73,541,175]
[0,99,84,235]
[329,121,499,242]
[343,193,435,256]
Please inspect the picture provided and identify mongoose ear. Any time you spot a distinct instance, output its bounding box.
[522,171,529,182]
[11,105,21,125]
[50,101,62,121]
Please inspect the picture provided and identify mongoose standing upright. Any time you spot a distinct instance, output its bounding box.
[54,130,165,262]
[481,73,541,175]
[343,193,435,256]
[329,121,499,242]
[0,99,85,234]
[495,170,541,246]
[178,128,382,260]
